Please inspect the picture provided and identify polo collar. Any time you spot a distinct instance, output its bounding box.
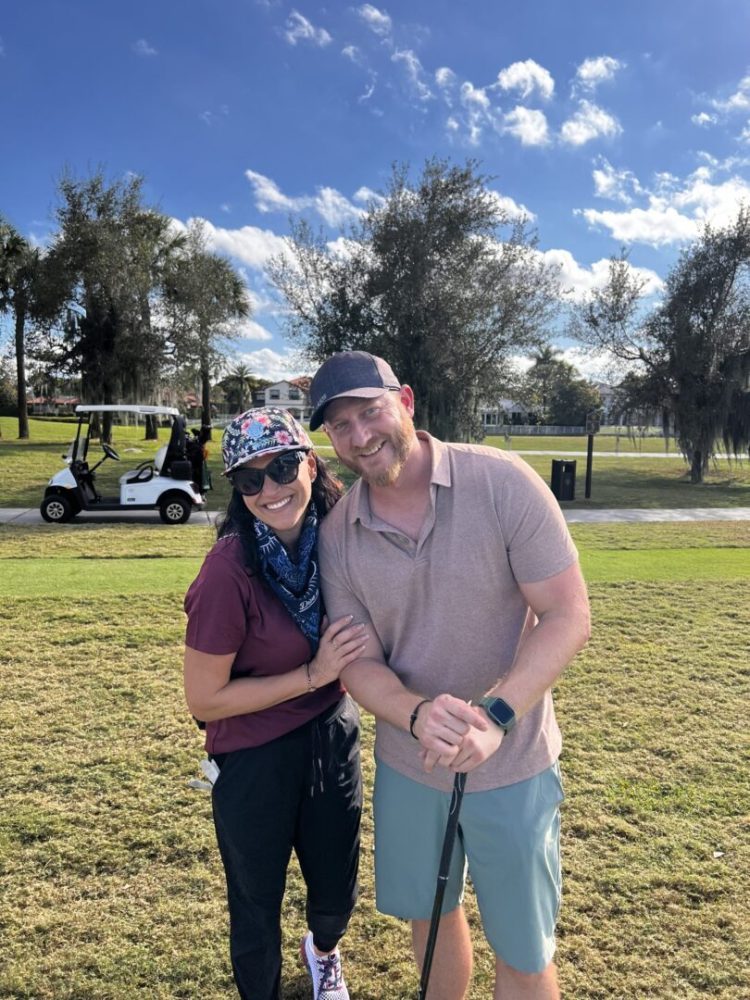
[347,430,452,526]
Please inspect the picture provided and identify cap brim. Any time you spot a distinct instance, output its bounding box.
[309,387,389,430]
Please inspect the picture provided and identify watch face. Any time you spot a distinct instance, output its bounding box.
[485,698,515,728]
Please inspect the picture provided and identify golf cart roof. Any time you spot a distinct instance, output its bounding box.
[75,405,180,416]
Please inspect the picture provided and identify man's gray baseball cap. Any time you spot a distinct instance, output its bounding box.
[309,351,401,430]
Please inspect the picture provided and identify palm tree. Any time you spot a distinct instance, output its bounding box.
[525,346,567,424]
[225,362,255,414]
[0,219,42,439]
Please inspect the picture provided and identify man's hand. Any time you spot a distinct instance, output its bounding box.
[413,694,489,769]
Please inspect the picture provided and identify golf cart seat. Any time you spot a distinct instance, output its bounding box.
[123,463,155,485]
[156,416,192,480]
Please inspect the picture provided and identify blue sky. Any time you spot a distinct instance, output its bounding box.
[3,0,750,381]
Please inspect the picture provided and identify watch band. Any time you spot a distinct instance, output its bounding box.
[409,699,432,740]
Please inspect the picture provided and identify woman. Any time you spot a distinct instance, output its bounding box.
[184,407,365,1000]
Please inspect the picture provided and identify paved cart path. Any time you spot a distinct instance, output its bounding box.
[2,506,749,526]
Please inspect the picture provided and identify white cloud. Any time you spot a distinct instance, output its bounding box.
[353,186,385,206]
[326,236,362,259]
[391,49,433,101]
[315,187,365,227]
[502,106,550,146]
[435,66,457,90]
[740,122,750,144]
[580,205,697,245]
[233,348,307,382]
[245,170,302,213]
[132,38,157,57]
[710,73,750,114]
[284,10,332,47]
[460,81,490,111]
[357,4,392,38]
[244,170,364,227]
[580,161,750,245]
[497,59,554,101]
[342,44,361,62]
[238,320,274,342]
[487,190,535,222]
[358,79,376,103]
[560,100,622,146]
[592,158,643,204]
[539,249,663,301]
[670,172,750,226]
[197,220,289,269]
[574,56,623,91]
[691,111,718,127]
[454,81,493,144]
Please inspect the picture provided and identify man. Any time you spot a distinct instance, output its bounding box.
[311,351,590,1000]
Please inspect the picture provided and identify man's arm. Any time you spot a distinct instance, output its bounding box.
[341,639,488,761]
[429,560,590,772]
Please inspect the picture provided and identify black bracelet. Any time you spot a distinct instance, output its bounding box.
[409,699,432,740]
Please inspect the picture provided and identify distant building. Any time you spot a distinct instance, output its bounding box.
[26,396,80,416]
[479,398,534,429]
[262,377,312,421]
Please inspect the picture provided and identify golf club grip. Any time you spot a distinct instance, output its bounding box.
[418,772,467,999]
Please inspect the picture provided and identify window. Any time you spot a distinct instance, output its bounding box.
[269,389,280,400]
[288,388,301,400]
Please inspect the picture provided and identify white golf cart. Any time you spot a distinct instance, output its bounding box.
[40,404,211,525]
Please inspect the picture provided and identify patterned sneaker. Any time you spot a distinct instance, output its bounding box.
[300,931,350,1000]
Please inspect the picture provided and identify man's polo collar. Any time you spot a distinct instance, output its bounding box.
[346,430,452,525]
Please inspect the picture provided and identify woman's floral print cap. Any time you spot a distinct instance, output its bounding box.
[221,407,313,475]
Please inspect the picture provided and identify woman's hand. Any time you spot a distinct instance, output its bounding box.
[309,615,368,688]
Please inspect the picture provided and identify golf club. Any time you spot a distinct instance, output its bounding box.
[418,769,467,1000]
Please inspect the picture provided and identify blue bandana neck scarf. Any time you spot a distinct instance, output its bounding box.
[254,506,321,654]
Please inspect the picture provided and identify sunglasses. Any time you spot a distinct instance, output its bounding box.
[229,451,307,496]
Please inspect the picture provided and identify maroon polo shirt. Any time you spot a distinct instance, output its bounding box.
[184,534,341,754]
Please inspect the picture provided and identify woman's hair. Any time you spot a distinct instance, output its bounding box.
[217,452,344,572]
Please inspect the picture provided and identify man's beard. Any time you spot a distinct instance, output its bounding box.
[343,412,414,487]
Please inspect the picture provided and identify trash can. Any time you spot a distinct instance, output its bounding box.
[550,459,576,501]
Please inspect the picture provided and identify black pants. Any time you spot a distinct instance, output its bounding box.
[211,696,362,1000]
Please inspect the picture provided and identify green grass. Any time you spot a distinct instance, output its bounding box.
[1,521,749,998]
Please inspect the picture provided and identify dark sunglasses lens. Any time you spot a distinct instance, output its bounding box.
[230,452,304,495]
[269,454,303,485]
[230,468,265,495]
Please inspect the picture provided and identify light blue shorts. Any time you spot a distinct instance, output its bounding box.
[373,759,564,974]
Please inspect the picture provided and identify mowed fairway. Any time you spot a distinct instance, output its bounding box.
[1,522,748,999]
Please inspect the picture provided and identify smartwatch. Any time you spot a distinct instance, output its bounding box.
[479,696,517,734]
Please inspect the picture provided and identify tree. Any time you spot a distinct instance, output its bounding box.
[520,350,601,425]
[546,373,602,426]
[574,211,750,482]
[269,159,561,440]
[220,363,268,414]
[49,171,182,442]
[0,219,44,438]
[523,346,565,423]
[163,221,250,439]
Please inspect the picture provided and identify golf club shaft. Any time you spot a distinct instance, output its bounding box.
[418,770,467,999]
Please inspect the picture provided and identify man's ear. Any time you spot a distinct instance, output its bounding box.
[398,384,415,416]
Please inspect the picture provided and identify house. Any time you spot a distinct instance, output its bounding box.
[262,377,312,422]
[479,398,533,429]
[26,396,80,416]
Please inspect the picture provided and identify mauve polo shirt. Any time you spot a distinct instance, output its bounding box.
[318,433,579,793]
[184,535,342,754]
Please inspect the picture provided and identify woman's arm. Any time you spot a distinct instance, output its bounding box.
[183,615,368,722]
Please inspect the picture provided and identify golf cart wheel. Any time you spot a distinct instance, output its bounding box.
[40,494,74,524]
[159,494,191,525]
